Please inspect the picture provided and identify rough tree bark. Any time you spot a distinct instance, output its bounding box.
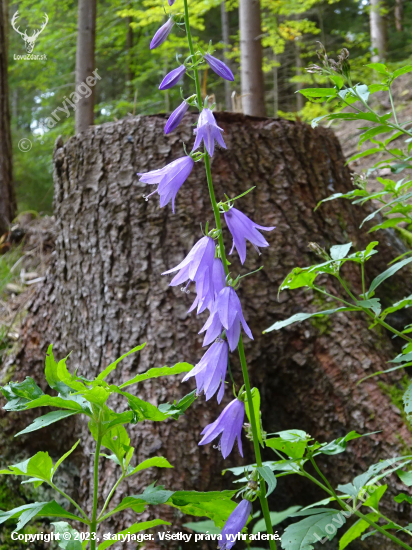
[370,0,387,62]
[239,0,266,117]
[75,0,97,134]
[0,0,16,234]
[3,114,412,549]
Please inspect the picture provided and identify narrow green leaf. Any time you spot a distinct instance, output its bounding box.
[367,257,412,297]
[127,456,173,477]
[369,217,406,232]
[264,308,356,333]
[339,513,379,549]
[365,62,388,74]
[119,362,193,389]
[97,343,146,380]
[15,410,77,437]
[257,466,277,497]
[0,501,84,530]
[166,490,237,529]
[299,88,337,98]
[363,484,387,509]
[393,65,412,79]
[52,440,81,478]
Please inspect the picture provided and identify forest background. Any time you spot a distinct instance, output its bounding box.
[8,0,411,215]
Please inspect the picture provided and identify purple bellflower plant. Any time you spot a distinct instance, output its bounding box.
[199,398,245,458]
[159,65,187,90]
[138,156,194,212]
[188,267,214,314]
[162,236,216,287]
[168,0,175,5]
[224,207,275,264]
[204,54,234,81]
[183,339,228,402]
[200,286,253,351]
[150,17,175,50]
[165,101,189,134]
[193,108,226,157]
[218,499,252,550]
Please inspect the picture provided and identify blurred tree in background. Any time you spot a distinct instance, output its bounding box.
[7,0,412,214]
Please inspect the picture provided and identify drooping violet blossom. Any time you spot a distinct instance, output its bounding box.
[165,101,189,134]
[150,18,175,50]
[159,65,186,90]
[193,108,226,157]
[168,0,175,5]
[204,54,234,82]
[183,339,228,402]
[212,258,225,296]
[219,499,252,550]
[224,207,275,264]
[199,398,245,458]
[188,266,214,314]
[188,257,226,314]
[137,156,194,213]
[200,286,253,351]
[162,236,216,287]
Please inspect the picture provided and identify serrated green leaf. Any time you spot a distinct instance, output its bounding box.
[97,519,170,550]
[397,469,412,486]
[359,126,392,146]
[281,509,347,549]
[365,62,388,74]
[97,343,146,381]
[339,513,379,549]
[347,147,381,164]
[52,440,81,479]
[10,451,53,483]
[264,308,356,333]
[394,493,412,505]
[266,430,308,459]
[330,243,352,260]
[393,65,412,79]
[367,257,412,297]
[279,268,317,292]
[363,484,387,509]
[369,217,407,232]
[15,410,78,437]
[316,431,368,456]
[119,362,193,389]
[0,501,84,530]
[167,490,237,529]
[127,456,173,477]
[356,298,381,316]
[257,466,277,497]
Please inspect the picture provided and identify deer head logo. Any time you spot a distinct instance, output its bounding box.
[11,11,48,53]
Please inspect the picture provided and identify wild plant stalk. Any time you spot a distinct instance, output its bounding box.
[182,1,276,547]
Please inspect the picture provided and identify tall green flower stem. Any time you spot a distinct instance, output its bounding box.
[182,2,276,547]
[90,421,103,550]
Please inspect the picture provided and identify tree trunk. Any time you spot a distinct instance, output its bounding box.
[75,0,97,134]
[370,0,387,62]
[4,114,412,549]
[394,0,403,32]
[0,0,16,234]
[239,0,266,117]
[221,0,231,111]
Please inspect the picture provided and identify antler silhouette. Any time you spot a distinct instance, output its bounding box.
[11,11,48,53]
[11,11,26,37]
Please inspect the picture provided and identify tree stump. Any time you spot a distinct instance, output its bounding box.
[3,113,412,549]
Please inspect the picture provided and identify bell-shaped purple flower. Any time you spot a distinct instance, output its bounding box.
[165,101,189,134]
[150,18,175,50]
[200,286,253,351]
[163,236,216,287]
[168,0,175,5]
[188,257,226,314]
[199,398,245,458]
[219,499,252,550]
[183,339,228,402]
[224,207,275,264]
[204,54,234,82]
[159,65,186,90]
[193,108,226,157]
[137,156,194,213]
